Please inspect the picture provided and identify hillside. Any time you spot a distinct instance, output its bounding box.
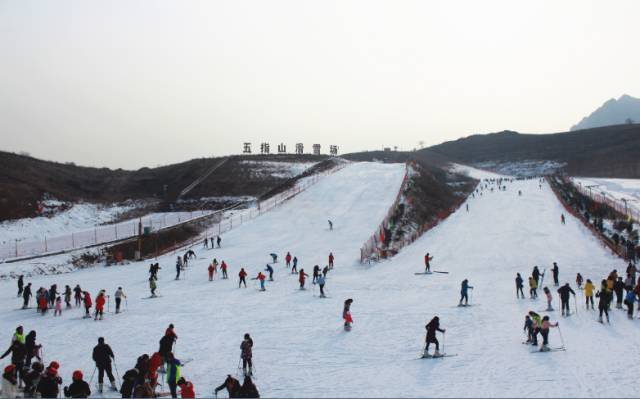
[426,124,640,177]
[572,94,640,131]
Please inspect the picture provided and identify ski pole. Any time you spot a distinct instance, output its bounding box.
[88,367,97,385]
[442,331,446,354]
[574,295,578,315]
[107,295,110,313]
[114,362,121,387]
[557,324,565,348]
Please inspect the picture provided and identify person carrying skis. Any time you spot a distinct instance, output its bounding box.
[239,268,248,288]
[515,273,524,299]
[552,262,560,286]
[343,298,354,331]
[17,275,24,297]
[424,316,445,357]
[114,287,126,314]
[328,252,334,269]
[285,252,292,268]
[424,253,433,273]
[269,253,278,263]
[312,265,321,284]
[82,291,92,318]
[291,256,298,274]
[543,287,553,311]
[208,263,215,281]
[22,283,32,309]
[574,273,583,290]
[528,311,542,346]
[253,272,267,291]
[265,264,274,281]
[92,337,117,392]
[596,280,612,323]
[584,279,595,309]
[299,269,309,290]
[318,274,327,298]
[529,276,538,299]
[149,276,158,297]
[557,283,576,316]
[176,257,182,280]
[73,284,82,307]
[221,260,228,279]
[240,333,254,377]
[64,285,72,308]
[459,279,473,306]
[539,316,559,352]
[63,370,91,398]
[95,290,106,320]
[614,277,625,309]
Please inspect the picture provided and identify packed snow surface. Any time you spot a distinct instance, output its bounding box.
[0,162,635,398]
[449,163,508,179]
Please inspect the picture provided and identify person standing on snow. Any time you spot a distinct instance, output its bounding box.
[322,265,329,278]
[552,262,560,286]
[543,287,553,311]
[515,273,524,299]
[624,289,637,319]
[22,283,32,309]
[424,253,433,273]
[538,316,559,351]
[221,261,228,279]
[175,257,182,280]
[584,279,595,310]
[64,285,72,308]
[285,252,292,268]
[299,269,309,290]
[17,275,24,297]
[459,279,473,306]
[239,268,248,288]
[269,253,278,263]
[312,265,321,284]
[92,337,117,392]
[291,256,298,274]
[73,284,82,307]
[576,273,584,289]
[532,266,543,286]
[208,263,215,281]
[596,280,612,323]
[217,235,222,248]
[240,334,254,377]
[94,290,106,321]
[253,272,266,291]
[149,276,158,297]
[424,316,445,357]
[343,299,354,331]
[529,276,538,299]
[165,352,183,399]
[328,220,333,230]
[614,277,625,309]
[523,315,534,343]
[528,311,542,346]
[265,264,274,281]
[560,214,566,224]
[114,287,126,314]
[318,274,327,298]
[82,291,92,318]
[328,253,334,269]
[556,283,576,316]
[63,370,91,398]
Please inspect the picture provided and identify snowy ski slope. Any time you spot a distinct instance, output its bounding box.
[0,162,636,398]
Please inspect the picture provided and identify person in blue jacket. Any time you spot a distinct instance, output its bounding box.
[265,264,274,281]
[624,289,637,319]
[459,279,474,306]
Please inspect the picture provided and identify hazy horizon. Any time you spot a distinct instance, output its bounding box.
[1,1,639,169]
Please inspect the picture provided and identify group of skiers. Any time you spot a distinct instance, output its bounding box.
[202,235,222,249]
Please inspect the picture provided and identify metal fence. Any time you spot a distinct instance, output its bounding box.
[571,179,640,223]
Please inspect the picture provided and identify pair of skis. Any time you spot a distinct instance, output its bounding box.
[414,271,449,275]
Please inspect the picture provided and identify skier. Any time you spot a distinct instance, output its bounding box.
[49,284,57,307]
[529,276,538,299]
[22,282,32,309]
[539,316,559,352]
[64,285,72,308]
[584,279,595,310]
[217,235,222,248]
[265,264,274,281]
[63,370,91,398]
[94,290,106,320]
[312,265,321,284]
[175,257,182,280]
[269,253,278,263]
[22,361,44,397]
[459,279,473,306]
[560,214,566,224]
[285,252,292,268]
[552,262,559,286]
[424,253,433,273]
[624,289,637,319]
[92,337,117,393]
[17,275,24,297]
[556,283,576,316]
[596,280,612,323]
[423,316,445,357]
[291,256,298,274]
[328,220,333,230]
[149,276,158,297]
[253,272,267,291]
[532,266,543,286]
[208,263,215,281]
[322,265,329,278]
[177,377,195,398]
[239,268,248,288]
[159,325,178,360]
[624,273,634,293]
[614,277,625,309]
[318,274,326,298]
[523,315,534,343]
[221,261,228,279]
[214,375,242,398]
[25,330,42,367]
[114,287,126,314]
[54,296,62,316]
[343,298,354,331]
[82,291,92,318]
[73,284,82,307]
[528,311,542,346]
[576,273,584,289]
[1,338,26,386]
[515,273,524,299]
[38,289,48,315]
[203,238,208,249]
[299,269,309,290]
[543,287,553,311]
[328,252,334,269]
[165,352,183,399]
[240,333,254,377]
[240,376,259,398]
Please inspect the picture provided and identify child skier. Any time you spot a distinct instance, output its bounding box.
[328,253,334,269]
[424,316,446,357]
[83,291,92,318]
[54,296,62,316]
[343,299,353,331]
[95,290,106,320]
[424,253,433,273]
[516,273,524,299]
[529,276,538,299]
[528,311,542,346]
[239,268,248,288]
[543,287,553,311]
[64,285,72,308]
[299,269,309,290]
[523,315,534,343]
[576,273,584,289]
[149,277,158,297]
[285,252,292,268]
[459,279,473,306]
[318,274,326,297]
[63,370,92,398]
[312,265,321,284]
[208,263,215,281]
[115,287,126,313]
[253,272,266,291]
[539,316,559,352]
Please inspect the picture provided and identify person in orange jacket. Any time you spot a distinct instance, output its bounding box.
[177,377,195,398]
[239,268,248,288]
[299,269,309,290]
[95,290,106,320]
[83,291,92,318]
[148,352,162,389]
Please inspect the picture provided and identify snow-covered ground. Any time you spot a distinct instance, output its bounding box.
[449,163,508,180]
[240,160,319,178]
[0,162,635,398]
[573,177,640,214]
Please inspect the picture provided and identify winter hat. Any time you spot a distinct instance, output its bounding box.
[4,364,16,373]
[73,370,83,381]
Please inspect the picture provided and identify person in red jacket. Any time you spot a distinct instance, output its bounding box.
[94,290,106,320]
[253,272,266,291]
[239,268,248,288]
[83,292,92,318]
[285,252,292,268]
[221,261,228,279]
[328,253,334,269]
[299,269,309,290]
[177,377,195,398]
[38,294,48,315]
[148,352,162,389]
[165,324,178,340]
[208,264,215,281]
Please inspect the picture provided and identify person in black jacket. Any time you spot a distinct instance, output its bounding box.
[92,337,116,392]
[614,277,625,309]
[119,368,139,398]
[25,330,42,367]
[239,376,260,398]
[64,370,91,398]
[515,273,524,299]
[552,262,560,286]
[37,362,62,398]
[17,275,24,297]
[23,283,32,309]
[424,316,446,357]
[557,283,576,316]
[1,339,27,385]
[23,361,44,397]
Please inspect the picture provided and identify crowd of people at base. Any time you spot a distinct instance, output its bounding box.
[1,324,260,398]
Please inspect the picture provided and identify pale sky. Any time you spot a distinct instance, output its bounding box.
[1,0,638,169]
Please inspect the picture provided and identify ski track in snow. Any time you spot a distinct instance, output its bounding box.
[0,163,636,398]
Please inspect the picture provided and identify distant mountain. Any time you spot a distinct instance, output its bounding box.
[571,94,640,131]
